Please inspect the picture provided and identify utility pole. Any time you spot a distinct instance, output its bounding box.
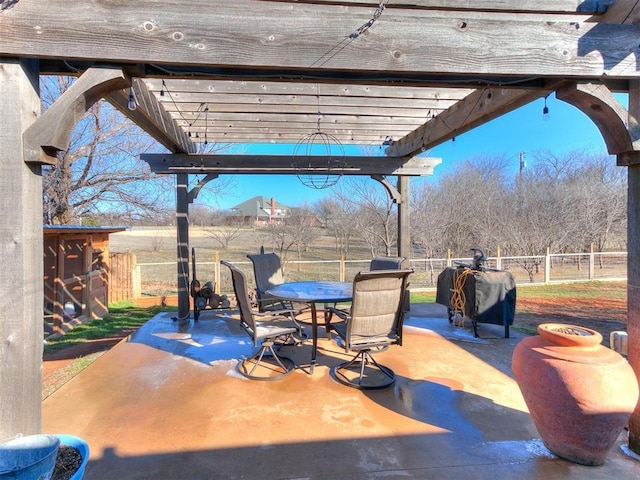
[519,152,526,174]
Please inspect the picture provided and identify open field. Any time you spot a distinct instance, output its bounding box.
[108,227,628,348]
[109,226,627,298]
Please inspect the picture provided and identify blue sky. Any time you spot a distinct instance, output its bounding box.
[197,93,626,210]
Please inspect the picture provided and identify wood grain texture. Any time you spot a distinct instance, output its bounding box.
[0,59,43,438]
[386,86,555,157]
[23,67,130,164]
[0,1,634,77]
[257,0,599,13]
[3,0,637,151]
[107,78,196,154]
[142,153,441,176]
[557,81,638,154]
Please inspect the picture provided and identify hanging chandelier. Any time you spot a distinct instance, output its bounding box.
[292,86,345,189]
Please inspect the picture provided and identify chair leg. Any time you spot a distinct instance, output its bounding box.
[280,314,308,345]
[292,320,308,344]
[275,323,307,346]
[330,350,395,390]
[237,339,296,381]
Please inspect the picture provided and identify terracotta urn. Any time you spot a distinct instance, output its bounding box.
[512,323,639,466]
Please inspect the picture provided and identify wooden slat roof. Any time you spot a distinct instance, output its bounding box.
[3,0,639,167]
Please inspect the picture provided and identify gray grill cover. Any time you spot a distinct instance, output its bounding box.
[436,267,516,326]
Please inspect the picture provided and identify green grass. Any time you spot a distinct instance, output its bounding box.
[515,281,626,300]
[44,303,173,354]
[407,281,626,305]
[410,292,436,303]
[44,281,625,355]
[511,325,538,335]
[42,354,100,399]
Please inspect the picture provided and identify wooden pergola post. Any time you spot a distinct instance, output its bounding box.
[627,160,640,452]
[626,80,640,452]
[176,173,191,321]
[397,176,411,259]
[0,59,44,438]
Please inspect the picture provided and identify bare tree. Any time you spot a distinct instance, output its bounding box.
[545,150,626,252]
[41,76,233,225]
[500,152,584,281]
[412,155,510,257]
[205,224,245,250]
[250,227,273,254]
[41,77,170,224]
[313,198,355,256]
[262,206,319,265]
[331,177,397,257]
[410,181,447,258]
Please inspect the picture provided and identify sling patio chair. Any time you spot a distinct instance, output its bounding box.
[247,251,308,343]
[370,256,411,312]
[369,256,409,270]
[328,256,410,326]
[222,260,299,381]
[328,268,413,390]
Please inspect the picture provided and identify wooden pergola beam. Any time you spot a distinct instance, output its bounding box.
[1,1,637,79]
[22,67,131,165]
[386,87,558,158]
[141,153,441,176]
[262,0,611,13]
[556,82,640,159]
[106,78,196,154]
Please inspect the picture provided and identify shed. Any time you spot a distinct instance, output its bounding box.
[43,225,126,336]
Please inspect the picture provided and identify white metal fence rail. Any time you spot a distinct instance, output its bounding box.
[134,251,627,298]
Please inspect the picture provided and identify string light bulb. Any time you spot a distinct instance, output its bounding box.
[127,88,137,111]
[542,94,550,122]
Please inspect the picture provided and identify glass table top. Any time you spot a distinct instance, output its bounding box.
[266,281,352,303]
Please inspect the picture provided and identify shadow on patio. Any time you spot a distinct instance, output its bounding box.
[42,304,640,479]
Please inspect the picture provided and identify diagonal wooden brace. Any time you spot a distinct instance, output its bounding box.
[556,82,639,159]
[23,67,131,165]
[371,174,402,203]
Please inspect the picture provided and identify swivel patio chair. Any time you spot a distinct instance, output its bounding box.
[370,256,411,313]
[329,256,410,325]
[247,251,308,343]
[369,256,409,270]
[222,260,299,381]
[329,268,413,389]
[247,251,292,312]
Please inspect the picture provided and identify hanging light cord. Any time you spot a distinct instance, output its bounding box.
[316,84,322,131]
[160,79,210,150]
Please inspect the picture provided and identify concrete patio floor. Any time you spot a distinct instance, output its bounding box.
[42,303,640,479]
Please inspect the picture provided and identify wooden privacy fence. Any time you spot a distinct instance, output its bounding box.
[109,252,140,303]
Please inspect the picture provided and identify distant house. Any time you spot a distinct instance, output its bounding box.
[227,196,289,226]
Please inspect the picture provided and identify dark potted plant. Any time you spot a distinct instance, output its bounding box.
[50,434,89,480]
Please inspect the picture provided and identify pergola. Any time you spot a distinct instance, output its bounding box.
[2,0,640,452]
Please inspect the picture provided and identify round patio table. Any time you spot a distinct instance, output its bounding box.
[266,281,352,374]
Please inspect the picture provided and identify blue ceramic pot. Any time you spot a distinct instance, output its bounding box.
[0,434,60,479]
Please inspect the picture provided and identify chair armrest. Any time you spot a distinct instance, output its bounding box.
[253,309,299,318]
[327,306,350,321]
